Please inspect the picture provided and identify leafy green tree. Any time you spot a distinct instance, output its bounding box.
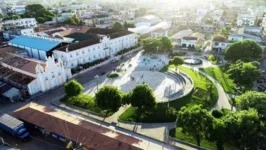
[123,21,135,29]
[112,22,123,30]
[225,40,263,61]
[227,60,262,89]
[2,15,21,21]
[176,105,213,146]
[0,13,3,18]
[223,109,264,150]
[130,84,157,111]
[64,80,84,97]
[122,92,132,105]
[159,36,173,52]
[142,38,161,53]
[236,91,266,116]
[63,16,80,25]
[95,85,122,112]
[25,4,54,23]
[206,119,226,150]
[36,17,45,23]
[171,56,184,70]
[220,26,231,37]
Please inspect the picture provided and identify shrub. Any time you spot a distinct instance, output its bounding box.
[107,72,119,78]
[71,68,77,74]
[211,109,223,118]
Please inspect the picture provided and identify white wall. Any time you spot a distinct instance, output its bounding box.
[54,34,137,68]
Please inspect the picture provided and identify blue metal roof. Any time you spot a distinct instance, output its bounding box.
[9,35,61,52]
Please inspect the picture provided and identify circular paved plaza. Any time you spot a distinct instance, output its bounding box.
[84,71,184,103]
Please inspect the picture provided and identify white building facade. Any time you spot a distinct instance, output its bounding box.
[181,37,197,48]
[28,57,71,95]
[53,34,137,68]
[2,18,37,30]
[237,14,255,27]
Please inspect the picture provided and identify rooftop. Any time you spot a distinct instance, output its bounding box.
[12,103,142,150]
[9,35,61,52]
[152,28,166,33]
[171,29,193,39]
[57,39,100,52]
[65,32,100,42]
[0,53,45,75]
[213,35,228,42]
[183,36,198,40]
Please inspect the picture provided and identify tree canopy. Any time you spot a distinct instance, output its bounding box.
[225,40,263,61]
[170,56,184,67]
[63,15,81,25]
[130,84,157,111]
[0,13,3,19]
[112,22,123,30]
[25,4,54,23]
[227,60,262,89]
[123,21,135,29]
[64,80,84,97]
[142,37,173,53]
[176,105,213,146]
[95,85,122,112]
[236,91,266,117]
[2,15,21,21]
[222,109,263,150]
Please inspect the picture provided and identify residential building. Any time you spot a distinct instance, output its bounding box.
[54,13,76,23]
[151,28,168,38]
[228,27,264,45]
[3,28,35,40]
[2,18,37,30]
[0,53,71,95]
[8,35,63,61]
[181,37,197,48]
[7,5,26,15]
[171,29,193,44]
[212,36,229,53]
[53,28,137,68]
[237,12,255,27]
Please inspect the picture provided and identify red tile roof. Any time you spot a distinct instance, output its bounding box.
[12,103,142,150]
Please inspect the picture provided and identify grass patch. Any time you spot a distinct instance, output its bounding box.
[201,66,236,94]
[60,94,114,116]
[169,128,238,150]
[120,65,219,123]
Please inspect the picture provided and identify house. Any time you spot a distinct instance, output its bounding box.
[151,28,168,38]
[53,28,137,68]
[181,36,197,48]
[171,29,193,44]
[2,18,37,30]
[7,4,26,15]
[212,36,229,53]
[0,53,71,95]
[237,12,255,27]
[54,13,76,22]
[228,27,264,45]
[8,35,63,61]
[3,28,35,40]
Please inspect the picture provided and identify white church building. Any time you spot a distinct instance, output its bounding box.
[0,53,71,95]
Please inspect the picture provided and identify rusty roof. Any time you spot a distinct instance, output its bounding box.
[12,103,142,150]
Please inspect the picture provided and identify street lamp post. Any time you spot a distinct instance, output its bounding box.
[95,75,99,92]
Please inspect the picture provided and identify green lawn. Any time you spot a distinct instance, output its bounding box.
[60,94,114,116]
[119,65,218,123]
[201,66,236,94]
[169,128,238,150]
